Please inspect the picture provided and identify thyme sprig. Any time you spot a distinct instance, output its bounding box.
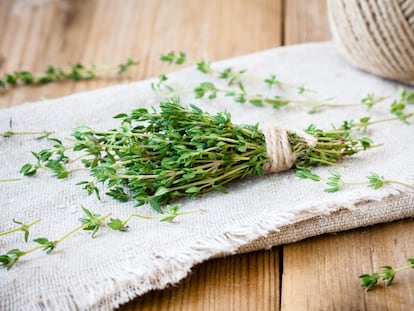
[389,86,414,123]
[160,51,313,93]
[0,130,53,138]
[19,137,71,179]
[153,75,386,114]
[0,58,138,93]
[359,258,414,290]
[158,51,388,112]
[0,118,53,138]
[324,171,414,193]
[0,205,199,269]
[0,178,21,182]
[0,208,111,270]
[192,81,386,113]
[0,219,41,242]
[107,205,203,231]
[296,168,414,193]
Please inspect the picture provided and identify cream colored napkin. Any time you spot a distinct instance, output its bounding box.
[1,42,413,310]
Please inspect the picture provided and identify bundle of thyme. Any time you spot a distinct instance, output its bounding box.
[21,98,373,212]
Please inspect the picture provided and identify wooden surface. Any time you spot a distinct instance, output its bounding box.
[1,1,413,310]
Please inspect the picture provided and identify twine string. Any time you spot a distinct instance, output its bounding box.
[262,127,317,174]
[327,0,414,85]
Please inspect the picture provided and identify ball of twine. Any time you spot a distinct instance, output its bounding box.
[327,0,414,85]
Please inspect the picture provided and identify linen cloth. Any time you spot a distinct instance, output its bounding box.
[1,42,413,310]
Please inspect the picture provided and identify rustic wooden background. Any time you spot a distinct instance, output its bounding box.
[1,0,413,310]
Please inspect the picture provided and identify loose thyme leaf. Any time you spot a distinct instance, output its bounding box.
[324,170,343,192]
[359,273,379,290]
[295,167,321,182]
[118,58,138,75]
[397,86,414,105]
[33,237,57,254]
[366,172,385,189]
[196,60,212,73]
[0,249,25,270]
[160,51,176,64]
[107,218,129,232]
[19,163,38,176]
[175,52,187,65]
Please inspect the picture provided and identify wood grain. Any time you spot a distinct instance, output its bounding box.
[284,0,331,45]
[122,250,280,311]
[281,219,414,310]
[0,0,282,108]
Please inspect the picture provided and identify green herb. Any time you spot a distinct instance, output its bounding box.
[0,178,21,182]
[18,137,86,178]
[0,249,26,270]
[155,79,387,113]
[160,51,187,65]
[0,118,53,138]
[158,60,414,121]
[78,206,110,238]
[386,86,414,124]
[159,51,393,111]
[359,258,414,290]
[160,51,313,94]
[323,171,414,193]
[295,167,321,181]
[22,99,374,211]
[108,205,202,232]
[324,170,344,192]
[397,86,414,105]
[0,207,111,270]
[198,82,388,112]
[0,58,138,93]
[0,219,41,242]
[1,131,53,138]
[117,58,138,75]
[0,205,200,269]
[156,57,399,116]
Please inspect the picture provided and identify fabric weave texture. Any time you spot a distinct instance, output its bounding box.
[0,42,413,310]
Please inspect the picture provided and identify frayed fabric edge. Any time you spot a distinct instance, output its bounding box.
[86,178,414,310]
[18,177,414,310]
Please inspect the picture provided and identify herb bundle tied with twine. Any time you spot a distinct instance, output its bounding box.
[21,98,372,212]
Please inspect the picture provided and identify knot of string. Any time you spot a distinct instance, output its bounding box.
[261,127,317,174]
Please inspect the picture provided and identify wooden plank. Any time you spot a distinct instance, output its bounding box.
[121,250,280,311]
[281,220,414,310]
[0,0,282,108]
[283,0,331,45]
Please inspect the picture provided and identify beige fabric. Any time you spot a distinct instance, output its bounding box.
[237,194,414,254]
[328,0,414,85]
[0,42,413,310]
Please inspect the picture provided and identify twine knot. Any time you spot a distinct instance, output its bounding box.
[262,127,317,174]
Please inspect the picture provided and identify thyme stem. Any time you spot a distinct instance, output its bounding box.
[0,219,41,238]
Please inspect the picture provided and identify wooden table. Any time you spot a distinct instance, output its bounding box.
[1,1,413,310]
